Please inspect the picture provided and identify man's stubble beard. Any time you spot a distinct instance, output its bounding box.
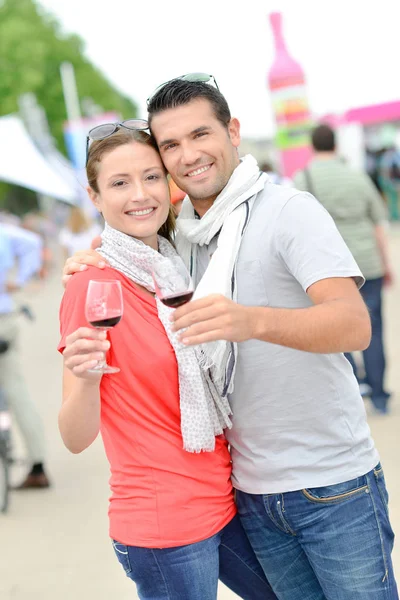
[184,172,228,204]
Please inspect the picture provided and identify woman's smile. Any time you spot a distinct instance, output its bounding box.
[124,207,157,219]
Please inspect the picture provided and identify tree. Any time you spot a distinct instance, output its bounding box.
[0,0,138,212]
[0,0,137,152]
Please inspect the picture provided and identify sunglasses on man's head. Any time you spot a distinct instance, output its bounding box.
[146,73,219,106]
[85,118,149,165]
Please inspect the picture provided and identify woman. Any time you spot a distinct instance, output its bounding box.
[58,128,275,600]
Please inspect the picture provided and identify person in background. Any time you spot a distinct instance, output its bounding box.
[0,221,50,488]
[294,124,393,414]
[365,148,384,195]
[260,161,293,187]
[378,145,400,221]
[21,212,54,280]
[59,205,103,261]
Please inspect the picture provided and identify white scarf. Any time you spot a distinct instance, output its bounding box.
[175,155,268,396]
[99,223,232,453]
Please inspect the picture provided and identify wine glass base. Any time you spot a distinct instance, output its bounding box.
[87,365,120,374]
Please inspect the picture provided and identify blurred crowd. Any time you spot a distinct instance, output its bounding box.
[0,203,102,489]
[366,145,400,221]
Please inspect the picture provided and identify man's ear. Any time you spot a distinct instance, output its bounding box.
[87,187,101,212]
[228,117,241,149]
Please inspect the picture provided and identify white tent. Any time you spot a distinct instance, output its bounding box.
[0,114,77,203]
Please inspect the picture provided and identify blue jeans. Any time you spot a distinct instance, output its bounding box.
[345,277,390,413]
[112,514,276,599]
[236,464,398,600]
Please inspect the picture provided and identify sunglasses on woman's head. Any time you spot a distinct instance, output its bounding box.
[85,118,149,165]
[146,73,219,106]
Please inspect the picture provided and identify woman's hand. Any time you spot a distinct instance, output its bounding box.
[62,236,107,287]
[63,327,110,379]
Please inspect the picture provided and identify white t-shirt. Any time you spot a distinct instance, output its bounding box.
[59,223,103,256]
[196,183,379,494]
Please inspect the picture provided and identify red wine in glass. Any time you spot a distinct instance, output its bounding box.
[85,280,123,374]
[160,291,194,308]
[152,256,194,309]
[89,316,122,328]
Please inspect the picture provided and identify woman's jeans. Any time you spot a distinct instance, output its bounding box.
[236,464,398,600]
[112,514,276,599]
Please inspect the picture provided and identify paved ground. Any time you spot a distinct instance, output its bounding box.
[1,228,400,599]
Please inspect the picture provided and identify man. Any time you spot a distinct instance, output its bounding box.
[63,77,397,599]
[0,222,50,488]
[293,124,393,414]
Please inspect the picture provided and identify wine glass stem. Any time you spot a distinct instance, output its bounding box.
[98,328,108,369]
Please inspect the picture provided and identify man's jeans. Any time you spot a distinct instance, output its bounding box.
[236,464,398,600]
[112,514,277,599]
[345,276,390,412]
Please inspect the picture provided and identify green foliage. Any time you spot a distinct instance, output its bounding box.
[0,0,138,213]
[0,0,138,152]
[0,182,39,215]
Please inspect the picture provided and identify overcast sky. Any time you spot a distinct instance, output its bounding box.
[38,0,400,139]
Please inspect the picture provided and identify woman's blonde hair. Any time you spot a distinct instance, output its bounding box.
[86,129,176,244]
[67,206,91,234]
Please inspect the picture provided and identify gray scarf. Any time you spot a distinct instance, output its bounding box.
[175,155,268,396]
[99,223,232,453]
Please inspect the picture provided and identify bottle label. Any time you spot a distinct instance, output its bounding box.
[270,82,313,150]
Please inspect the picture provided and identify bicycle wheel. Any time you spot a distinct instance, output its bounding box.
[0,448,9,513]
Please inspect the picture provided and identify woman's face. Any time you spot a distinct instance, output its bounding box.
[88,142,170,250]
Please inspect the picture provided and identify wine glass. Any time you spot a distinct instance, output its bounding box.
[152,256,194,308]
[85,280,123,374]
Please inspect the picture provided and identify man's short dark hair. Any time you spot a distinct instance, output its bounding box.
[311,124,336,152]
[147,79,232,131]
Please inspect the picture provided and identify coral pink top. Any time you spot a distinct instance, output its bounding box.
[58,266,236,548]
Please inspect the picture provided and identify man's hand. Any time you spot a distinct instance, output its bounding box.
[62,236,106,288]
[172,278,371,353]
[171,294,256,345]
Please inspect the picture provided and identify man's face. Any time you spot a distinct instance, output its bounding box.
[150,98,241,207]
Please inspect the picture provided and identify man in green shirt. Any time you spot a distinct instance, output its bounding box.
[294,124,393,414]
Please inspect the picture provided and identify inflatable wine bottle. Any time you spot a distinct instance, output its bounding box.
[268,12,313,177]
